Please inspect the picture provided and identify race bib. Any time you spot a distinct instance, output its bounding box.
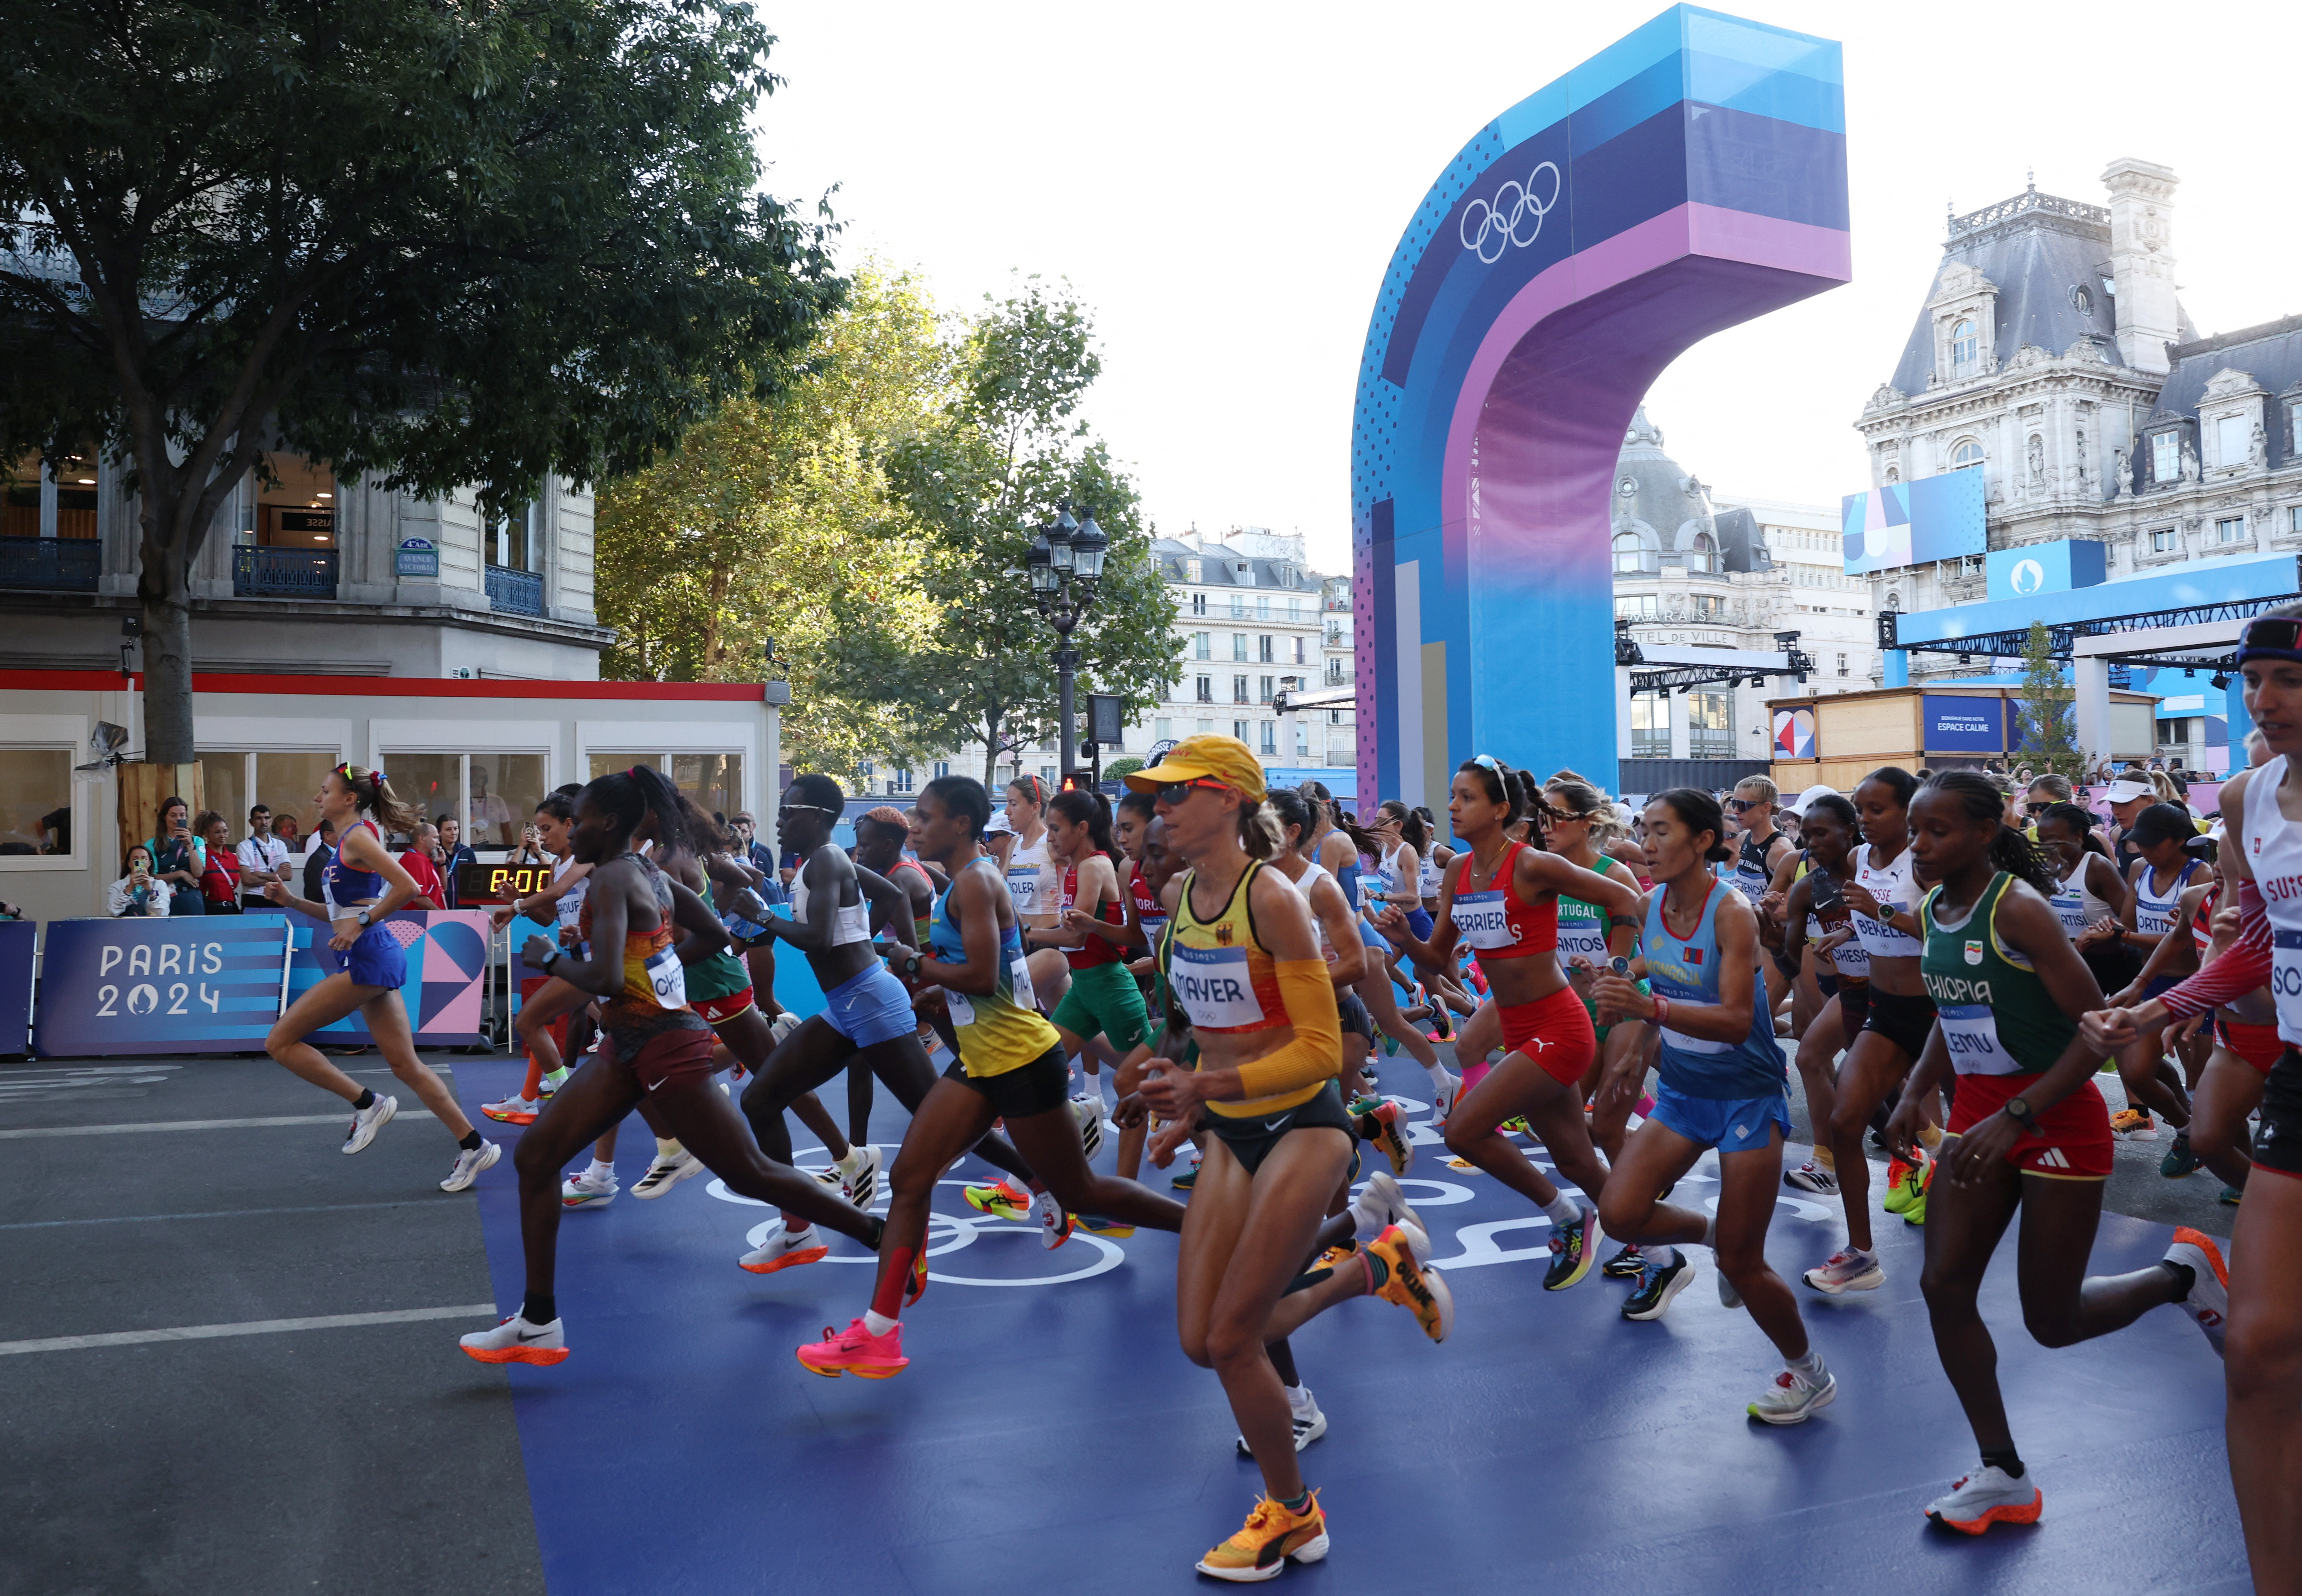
[2047,885,2088,935]
[1008,953,1038,1012]
[643,942,688,1008]
[1554,905,1608,968]
[1007,866,1042,915]
[1169,944,1267,1028]
[2272,930,2302,1039]
[1810,914,1870,977]
[1938,1002,2018,1076]
[1661,1022,1729,1055]
[942,986,976,1027]
[1449,890,1516,950]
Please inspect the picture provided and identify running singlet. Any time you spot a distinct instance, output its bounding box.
[1447,842,1557,966]
[791,852,871,946]
[1128,864,1168,953]
[891,857,937,944]
[1918,873,2074,1076]
[2192,885,2217,960]
[321,819,386,913]
[1417,850,1443,901]
[2047,861,2115,934]
[1057,862,1126,969]
[1554,894,1611,972]
[577,853,707,1045]
[1292,859,1338,958]
[1732,830,1777,903]
[930,856,1056,1077]
[2133,858,2202,938]
[2241,754,2302,1046]
[1805,865,1868,979]
[1006,832,1051,919]
[1163,860,1324,1118]
[1640,881,1785,1098]
[1852,843,1924,959]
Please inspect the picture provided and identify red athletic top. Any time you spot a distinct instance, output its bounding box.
[1061,862,1127,970]
[2192,885,2216,961]
[1445,840,1558,966]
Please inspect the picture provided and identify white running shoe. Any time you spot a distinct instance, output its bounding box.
[480,1094,541,1125]
[440,1139,500,1193]
[1072,1095,1104,1160]
[1746,1365,1836,1425]
[844,1144,883,1210]
[459,1311,568,1366]
[342,1094,397,1154]
[1802,1247,1884,1295]
[768,1011,801,1046]
[561,1166,619,1208]
[1034,1187,1073,1249]
[1925,1464,2042,1534]
[739,1224,829,1273]
[1783,1160,1839,1194]
[1718,1257,1744,1310]
[1237,1386,1328,1456]
[1430,1072,1462,1130]
[632,1149,704,1200]
[2165,1227,2229,1356]
[1353,1171,1422,1238]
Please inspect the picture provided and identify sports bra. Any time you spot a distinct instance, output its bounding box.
[790,848,871,946]
[1167,860,1287,1035]
[1058,861,1126,970]
[1445,840,1557,965]
[2133,858,2202,938]
[322,820,386,914]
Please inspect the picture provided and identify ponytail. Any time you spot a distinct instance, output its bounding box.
[1656,787,1731,864]
[335,763,418,834]
[1989,825,2062,898]
[1266,788,1317,854]
[1049,787,1122,869]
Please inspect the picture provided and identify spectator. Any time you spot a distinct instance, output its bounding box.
[506,819,548,866]
[400,822,446,909]
[147,795,207,917]
[302,818,337,904]
[236,803,292,910]
[470,764,517,846]
[108,844,169,917]
[273,814,301,850]
[38,805,70,856]
[195,810,244,913]
[729,811,786,905]
[436,814,478,909]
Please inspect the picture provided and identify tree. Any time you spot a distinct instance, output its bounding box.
[0,0,841,761]
[1104,756,1146,784]
[831,281,1181,784]
[594,265,945,777]
[2013,620,2086,780]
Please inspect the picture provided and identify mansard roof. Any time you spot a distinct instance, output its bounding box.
[2155,313,2302,467]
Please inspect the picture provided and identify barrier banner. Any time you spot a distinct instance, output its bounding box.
[32,917,289,1058]
[253,909,494,1046]
[0,920,35,1056]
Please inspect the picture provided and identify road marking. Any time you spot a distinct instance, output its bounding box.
[0,1114,350,1139]
[0,1303,499,1357]
[0,1199,440,1231]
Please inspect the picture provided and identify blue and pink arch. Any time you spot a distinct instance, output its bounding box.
[1353,5,1850,808]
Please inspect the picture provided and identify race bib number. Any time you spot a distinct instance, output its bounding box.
[942,986,976,1027]
[2047,886,2088,935]
[643,942,688,1008]
[1008,954,1038,1012]
[1007,866,1042,915]
[1810,914,1870,977]
[2272,930,2302,1036]
[1938,1002,2018,1076]
[1554,906,1608,968]
[1169,944,1267,1028]
[1449,890,1516,950]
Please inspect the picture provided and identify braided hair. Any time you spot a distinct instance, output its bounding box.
[1917,770,2059,896]
[2036,801,2109,858]
[584,764,694,856]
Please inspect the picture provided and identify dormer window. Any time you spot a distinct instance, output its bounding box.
[1687,532,1717,574]
[1183,557,1202,582]
[1950,319,1979,378]
[1613,533,1644,573]
[1949,440,1984,471]
[2151,431,2181,483]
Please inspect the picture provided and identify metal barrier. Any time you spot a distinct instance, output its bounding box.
[0,535,100,592]
[232,546,338,598]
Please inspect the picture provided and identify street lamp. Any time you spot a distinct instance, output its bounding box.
[1024,501,1111,782]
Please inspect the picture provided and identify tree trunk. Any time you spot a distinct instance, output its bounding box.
[140,592,197,764]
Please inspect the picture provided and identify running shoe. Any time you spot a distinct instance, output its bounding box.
[1543,1204,1603,1292]
[1718,1263,1743,1310]
[1881,1151,1926,1214]
[1747,1365,1837,1425]
[2160,1133,2201,1179]
[632,1148,705,1199]
[1313,1242,1359,1270]
[1072,1095,1104,1160]
[459,1312,568,1367]
[1079,1214,1136,1238]
[1352,1170,1422,1240]
[2165,1226,2230,1356]
[1196,1492,1329,1583]
[1803,1247,1884,1295]
[2110,1106,2156,1138]
[342,1094,397,1154]
[2220,1185,2244,1206]
[561,1165,618,1208]
[739,1225,828,1274]
[1925,1465,2042,1535]
[1621,1254,1694,1321]
[964,1179,1032,1221]
[1601,1243,1647,1280]
[439,1139,500,1193]
[1357,1099,1414,1177]
[481,1094,540,1125]
[1903,1159,1934,1226]
[1035,1188,1073,1249]
[843,1144,884,1210]
[1172,1162,1200,1190]
[1236,1387,1328,1457]
[1431,1071,1462,1129]
[1369,1223,1453,1342]
[904,1245,930,1307]
[1783,1160,1839,1194]
[540,1066,570,1095]
[1430,1007,1453,1041]
[795,1317,907,1379]
[1501,1115,1531,1135]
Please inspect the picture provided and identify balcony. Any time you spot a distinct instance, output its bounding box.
[232,546,337,598]
[486,564,544,617]
[0,535,100,591]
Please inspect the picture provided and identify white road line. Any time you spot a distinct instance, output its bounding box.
[0,1114,351,1139]
[0,1304,499,1356]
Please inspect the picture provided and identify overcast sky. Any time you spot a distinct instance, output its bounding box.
[756,1,2301,573]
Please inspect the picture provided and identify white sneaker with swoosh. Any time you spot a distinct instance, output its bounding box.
[459,1311,568,1366]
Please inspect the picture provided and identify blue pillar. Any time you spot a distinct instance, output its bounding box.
[1884,650,1909,688]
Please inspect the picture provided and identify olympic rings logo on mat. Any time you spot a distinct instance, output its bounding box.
[1458,162,1562,263]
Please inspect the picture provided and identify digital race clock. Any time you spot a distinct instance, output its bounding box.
[457,862,556,905]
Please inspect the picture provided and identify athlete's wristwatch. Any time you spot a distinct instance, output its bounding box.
[2003,1096,2038,1133]
[538,947,561,974]
[355,908,372,928]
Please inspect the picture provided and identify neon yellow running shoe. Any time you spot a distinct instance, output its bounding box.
[963,1179,1031,1222]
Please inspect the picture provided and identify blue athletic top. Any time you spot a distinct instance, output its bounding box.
[1641,879,1786,1100]
[322,820,386,914]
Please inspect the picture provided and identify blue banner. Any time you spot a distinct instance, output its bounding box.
[33,918,289,1058]
[0,920,34,1055]
[253,909,494,1046]
[1924,695,2008,753]
[1985,539,2106,601]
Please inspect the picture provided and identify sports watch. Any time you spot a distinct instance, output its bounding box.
[2004,1096,2038,1132]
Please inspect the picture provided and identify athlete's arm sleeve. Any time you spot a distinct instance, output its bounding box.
[2159,878,2272,1018]
[1230,958,1344,1100]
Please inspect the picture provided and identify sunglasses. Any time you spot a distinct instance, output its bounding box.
[778,802,839,817]
[1155,777,1233,806]
[1729,798,1767,811]
[1469,753,1503,774]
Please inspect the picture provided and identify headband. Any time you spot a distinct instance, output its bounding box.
[2235,614,2302,667]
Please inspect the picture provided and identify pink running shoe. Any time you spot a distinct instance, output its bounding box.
[796,1317,908,1379]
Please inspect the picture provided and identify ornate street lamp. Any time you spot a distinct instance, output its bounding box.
[1025,500,1109,782]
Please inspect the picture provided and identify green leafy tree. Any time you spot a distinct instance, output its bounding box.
[2013,620,2086,780]
[0,0,840,761]
[833,282,1181,784]
[1104,756,1146,783]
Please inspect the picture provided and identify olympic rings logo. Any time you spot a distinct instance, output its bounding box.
[1458,162,1563,264]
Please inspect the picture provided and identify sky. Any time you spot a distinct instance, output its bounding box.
[755,1,2302,575]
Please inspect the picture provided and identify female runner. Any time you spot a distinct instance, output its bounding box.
[2033,802,2134,991]
[461,768,883,1366]
[1065,788,1166,1176]
[1131,739,1451,1581]
[1026,788,1153,1125]
[1380,758,1641,1292]
[1542,774,1651,1163]
[2174,866,2281,1195]
[1590,790,1830,1420]
[481,793,587,1126]
[1772,794,1867,1196]
[1003,775,1071,1012]
[1808,766,1933,1293]
[1883,772,2225,1534]
[1328,809,1458,1114]
[1264,789,1375,1108]
[263,764,497,1192]
[846,806,943,1144]
[2084,802,2202,1138]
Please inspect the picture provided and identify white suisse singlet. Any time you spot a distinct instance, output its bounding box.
[2241,755,2302,1045]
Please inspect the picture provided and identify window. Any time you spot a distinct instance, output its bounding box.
[1630,696,1669,758]
[1613,533,1645,573]
[2150,527,2176,554]
[1687,533,1717,574]
[1287,598,1303,622]
[1688,690,1732,758]
[933,761,950,781]
[1153,719,1171,740]
[1194,632,1211,660]
[1296,722,1309,756]
[1232,633,1247,661]
[2291,507,2302,536]
[1329,709,1342,724]
[0,749,74,859]
[1615,593,1658,619]
[1837,653,1849,676]
[1326,658,1347,685]
[2218,415,2249,469]
[1232,675,1249,704]
[1260,722,1277,755]
[890,767,914,794]
[2217,516,2247,544]
[1233,720,1250,743]
[2152,431,2181,483]
[1259,675,1274,704]
[1950,440,1984,471]
[1190,591,1207,616]
[1258,634,1274,663]
[489,500,540,572]
[1694,594,1724,620]
[1229,594,1246,619]
[1255,596,1270,620]
[1041,766,1057,788]
[1184,559,1202,582]
[1195,675,1213,703]
[1197,719,1213,734]
[1950,318,1978,378]
[1291,636,1306,665]
[2071,284,2093,315]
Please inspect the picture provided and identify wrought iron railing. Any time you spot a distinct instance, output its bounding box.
[0,535,100,591]
[232,546,338,598]
[486,564,544,616]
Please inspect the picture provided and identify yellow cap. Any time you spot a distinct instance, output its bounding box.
[1125,734,1267,802]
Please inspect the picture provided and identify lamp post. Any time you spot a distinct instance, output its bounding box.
[1024,502,1111,783]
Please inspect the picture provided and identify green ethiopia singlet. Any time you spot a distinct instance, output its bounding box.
[1918,872,2075,1076]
